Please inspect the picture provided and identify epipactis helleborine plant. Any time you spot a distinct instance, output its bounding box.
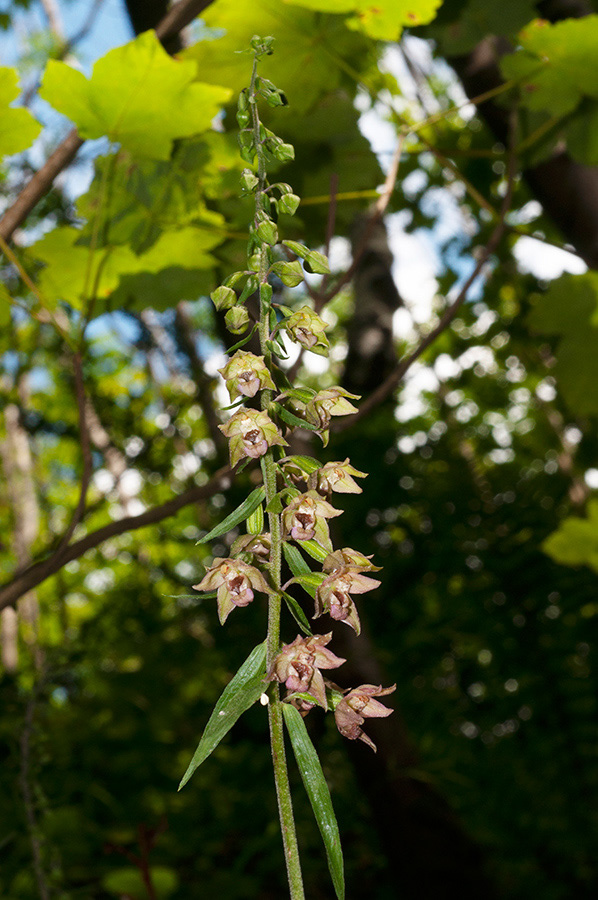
[180,36,395,900]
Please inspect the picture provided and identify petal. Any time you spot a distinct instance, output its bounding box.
[309,669,328,710]
[217,586,237,625]
[343,601,361,635]
[349,573,381,594]
[357,731,377,752]
[361,698,394,718]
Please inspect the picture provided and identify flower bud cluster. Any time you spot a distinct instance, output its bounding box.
[193,52,394,753]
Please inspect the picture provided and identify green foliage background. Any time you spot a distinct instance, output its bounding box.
[2,0,598,898]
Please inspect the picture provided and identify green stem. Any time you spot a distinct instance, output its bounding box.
[251,48,305,900]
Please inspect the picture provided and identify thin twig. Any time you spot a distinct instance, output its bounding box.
[316,134,406,309]
[338,116,518,430]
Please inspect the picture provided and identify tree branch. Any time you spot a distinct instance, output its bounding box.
[0,465,232,612]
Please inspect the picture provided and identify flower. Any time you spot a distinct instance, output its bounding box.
[334,684,396,751]
[314,563,380,635]
[284,306,329,355]
[323,547,381,573]
[304,388,360,430]
[219,408,287,467]
[230,532,271,560]
[193,557,272,625]
[269,633,345,709]
[309,459,367,496]
[281,490,342,550]
[218,350,276,400]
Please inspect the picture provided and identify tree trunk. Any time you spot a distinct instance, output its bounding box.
[449,0,598,269]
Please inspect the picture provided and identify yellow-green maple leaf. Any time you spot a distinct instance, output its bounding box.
[39,31,232,160]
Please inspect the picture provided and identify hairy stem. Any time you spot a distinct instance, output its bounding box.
[251,50,305,900]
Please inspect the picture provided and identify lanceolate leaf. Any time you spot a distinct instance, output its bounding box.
[283,544,325,600]
[283,540,313,578]
[226,324,259,354]
[197,485,266,544]
[282,703,345,900]
[281,590,313,635]
[291,572,328,592]
[179,642,267,789]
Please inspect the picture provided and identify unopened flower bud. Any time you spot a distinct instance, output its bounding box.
[278,193,300,216]
[271,260,304,288]
[225,306,250,334]
[240,169,259,192]
[210,285,237,310]
[257,217,278,246]
[273,142,294,161]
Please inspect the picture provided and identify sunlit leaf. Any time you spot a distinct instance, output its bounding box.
[39,31,232,159]
[0,67,41,155]
[29,225,221,312]
[282,0,442,40]
[501,17,598,117]
[543,501,598,573]
[184,0,370,113]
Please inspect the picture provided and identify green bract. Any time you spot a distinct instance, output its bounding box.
[211,285,238,310]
